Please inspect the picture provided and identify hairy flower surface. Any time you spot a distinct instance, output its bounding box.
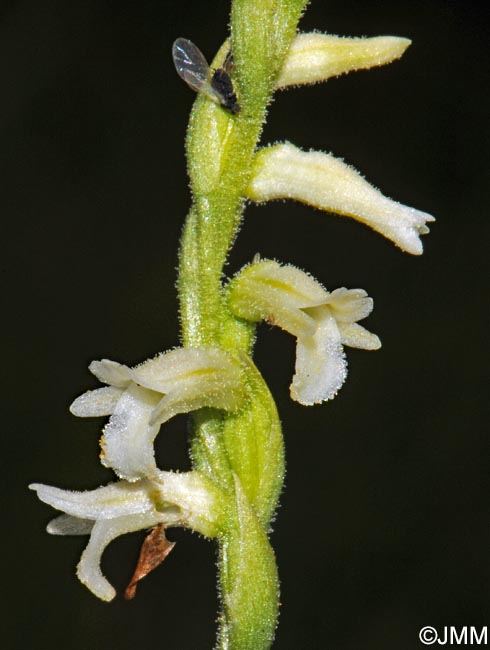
[277,33,411,88]
[30,471,222,601]
[229,259,380,404]
[71,347,246,481]
[248,142,435,255]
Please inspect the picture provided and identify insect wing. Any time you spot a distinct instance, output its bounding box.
[222,48,234,75]
[172,38,219,101]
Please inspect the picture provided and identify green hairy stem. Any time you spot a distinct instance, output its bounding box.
[178,2,309,647]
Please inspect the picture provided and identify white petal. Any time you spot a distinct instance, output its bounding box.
[149,369,245,427]
[277,33,411,88]
[248,143,435,255]
[77,512,165,602]
[290,306,347,404]
[130,348,243,398]
[251,260,330,307]
[337,322,381,350]
[100,385,161,481]
[70,387,124,417]
[89,359,132,388]
[130,348,246,427]
[47,514,94,535]
[229,260,328,338]
[29,480,156,520]
[232,260,329,309]
[326,288,374,323]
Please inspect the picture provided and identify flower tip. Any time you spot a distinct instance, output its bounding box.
[396,207,435,255]
[371,335,382,350]
[69,398,82,416]
[45,514,95,536]
[46,520,60,535]
[88,360,104,376]
[290,372,344,406]
[89,359,131,388]
[77,560,116,602]
[30,483,58,504]
[69,387,123,418]
[388,36,412,55]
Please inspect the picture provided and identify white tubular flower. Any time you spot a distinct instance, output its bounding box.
[30,470,222,601]
[277,33,411,88]
[229,259,380,405]
[247,142,435,255]
[70,348,246,481]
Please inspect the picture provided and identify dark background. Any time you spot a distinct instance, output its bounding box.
[3,1,489,648]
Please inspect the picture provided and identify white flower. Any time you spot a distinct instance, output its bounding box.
[277,33,411,89]
[247,142,435,255]
[229,259,380,405]
[71,347,246,481]
[30,471,222,601]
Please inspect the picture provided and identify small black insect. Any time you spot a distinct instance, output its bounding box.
[172,38,240,115]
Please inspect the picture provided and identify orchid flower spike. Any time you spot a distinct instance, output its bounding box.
[247,142,435,255]
[228,259,380,405]
[70,347,246,481]
[30,471,223,601]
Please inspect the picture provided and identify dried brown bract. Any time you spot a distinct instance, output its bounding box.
[125,524,176,600]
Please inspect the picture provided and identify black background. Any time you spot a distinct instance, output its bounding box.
[3,1,489,648]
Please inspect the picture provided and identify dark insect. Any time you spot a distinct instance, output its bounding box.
[172,38,240,114]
